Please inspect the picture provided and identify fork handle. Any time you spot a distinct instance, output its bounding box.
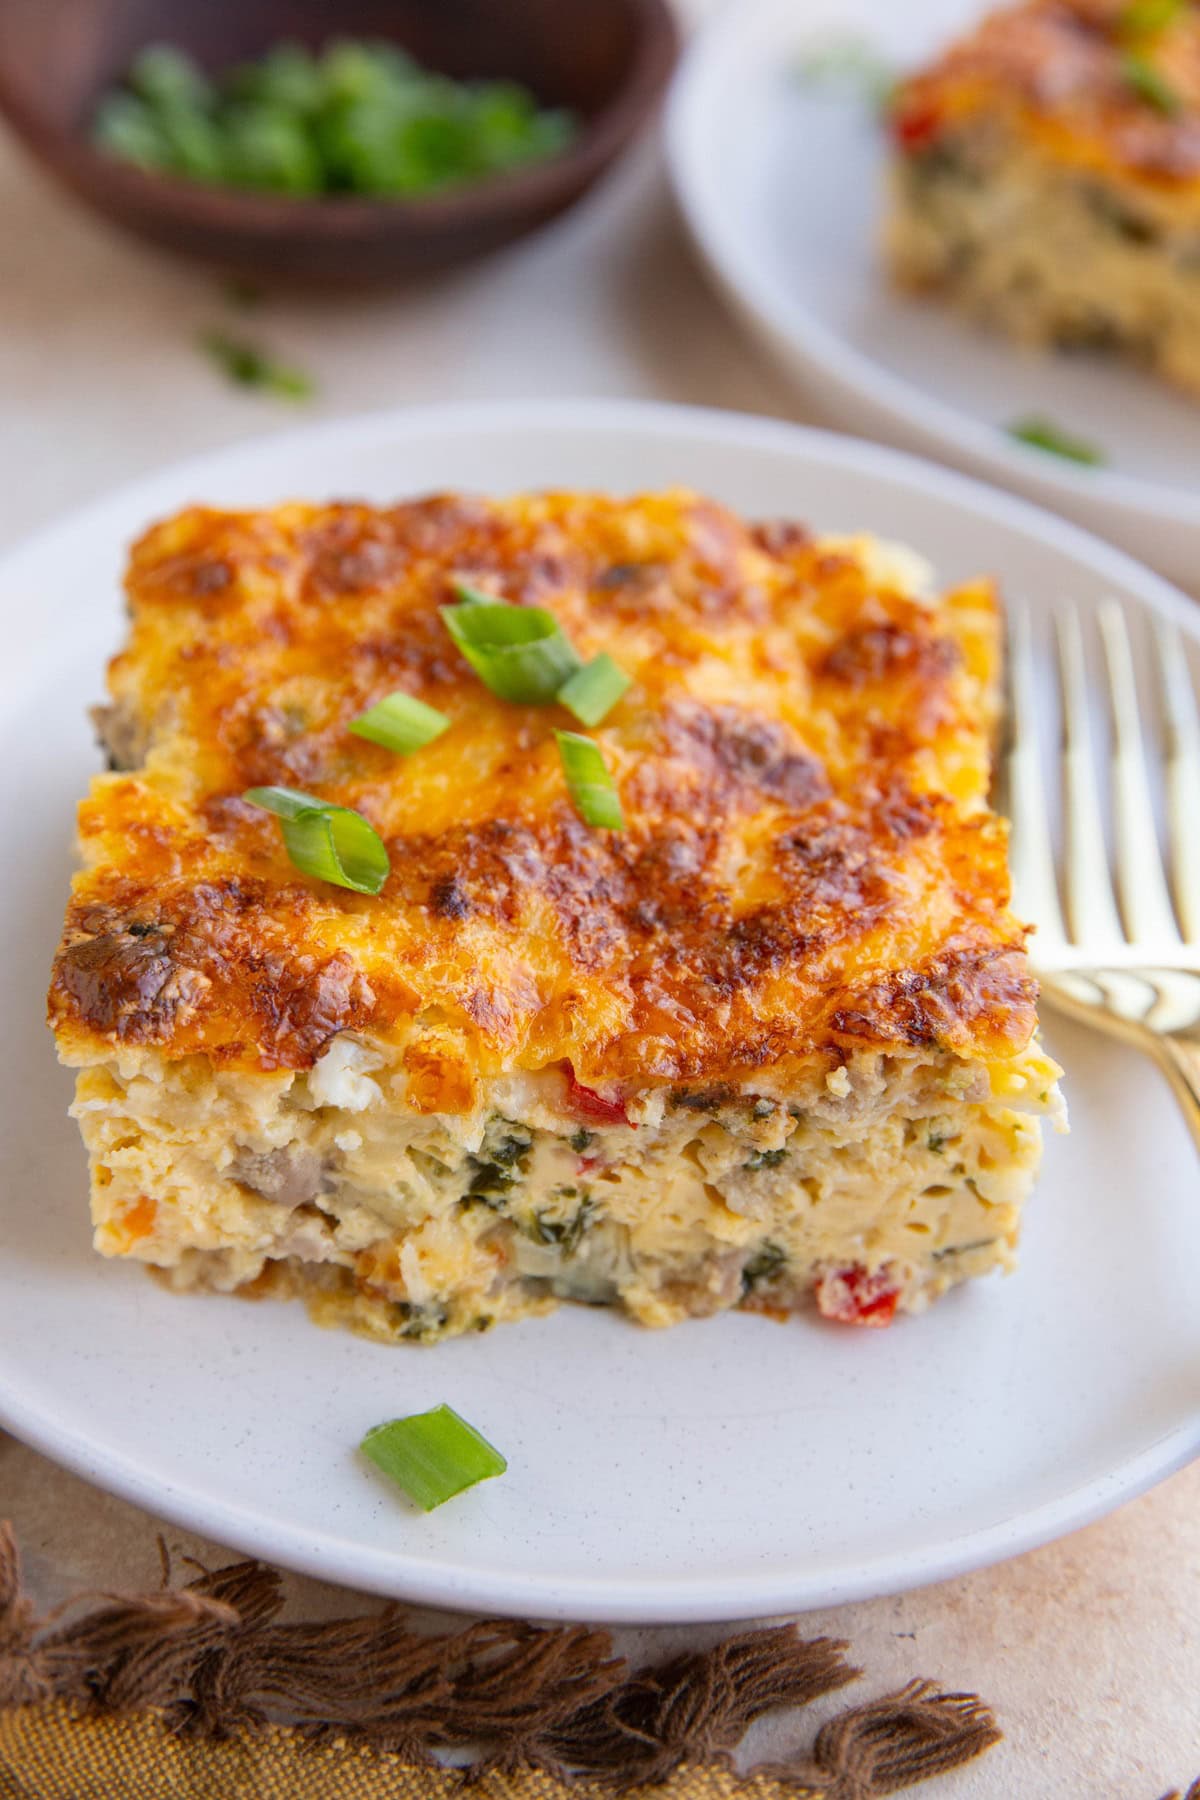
[1156,1037,1200,1156]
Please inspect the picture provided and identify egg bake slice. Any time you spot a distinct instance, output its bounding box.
[47,489,1064,1343]
[885,0,1200,399]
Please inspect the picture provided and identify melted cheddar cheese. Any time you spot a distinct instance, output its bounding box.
[49,491,1034,1111]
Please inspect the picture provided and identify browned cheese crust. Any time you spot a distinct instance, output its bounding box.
[48,491,1035,1109]
[891,0,1200,184]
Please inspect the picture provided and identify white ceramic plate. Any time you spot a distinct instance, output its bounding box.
[1,400,1197,1625]
[666,0,1200,587]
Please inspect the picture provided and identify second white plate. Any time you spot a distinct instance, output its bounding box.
[667,0,1200,586]
[0,401,1197,1623]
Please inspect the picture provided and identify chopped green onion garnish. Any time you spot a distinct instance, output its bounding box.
[1007,417,1106,466]
[361,1404,506,1511]
[349,691,450,754]
[794,35,895,109]
[1120,51,1181,113]
[1117,0,1184,39]
[449,578,504,607]
[555,730,625,831]
[243,785,389,893]
[557,654,632,728]
[441,598,581,704]
[200,330,314,399]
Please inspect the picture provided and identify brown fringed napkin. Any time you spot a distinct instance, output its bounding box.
[0,1520,998,1800]
[0,1520,1194,1800]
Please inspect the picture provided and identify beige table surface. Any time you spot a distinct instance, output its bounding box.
[1,19,1198,1793]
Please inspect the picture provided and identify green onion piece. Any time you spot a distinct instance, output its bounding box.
[441,599,581,704]
[361,1404,506,1511]
[200,330,314,399]
[555,730,625,831]
[92,39,576,198]
[794,35,895,108]
[1117,0,1184,39]
[1007,416,1106,466]
[557,654,632,727]
[449,577,503,606]
[349,691,450,754]
[92,93,173,171]
[1120,51,1181,113]
[243,785,389,894]
[128,44,214,112]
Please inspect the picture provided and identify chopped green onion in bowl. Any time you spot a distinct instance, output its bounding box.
[243,785,389,893]
[555,731,625,831]
[361,1404,506,1511]
[349,691,450,754]
[441,597,581,704]
[558,654,632,727]
[1006,417,1106,467]
[91,39,578,199]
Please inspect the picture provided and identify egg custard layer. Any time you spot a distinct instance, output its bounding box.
[48,491,1064,1341]
[885,0,1200,398]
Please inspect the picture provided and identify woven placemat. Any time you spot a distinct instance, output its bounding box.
[1,1522,1196,1799]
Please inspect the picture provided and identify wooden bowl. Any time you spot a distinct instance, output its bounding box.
[0,0,679,283]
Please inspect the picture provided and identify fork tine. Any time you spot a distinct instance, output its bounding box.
[1155,616,1200,943]
[1098,600,1180,946]
[1003,601,1066,946]
[1056,605,1124,947]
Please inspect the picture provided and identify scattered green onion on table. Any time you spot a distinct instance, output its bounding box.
[1006,416,1106,467]
[200,330,314,399]
[92,39,578,197]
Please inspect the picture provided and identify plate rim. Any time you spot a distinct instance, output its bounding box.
[1,1360,1195,1622]
[664,0,1197,531]
[1,394,1197,1624]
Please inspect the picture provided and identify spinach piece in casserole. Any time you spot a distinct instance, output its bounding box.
[527,1196,595,1256]
[464,1131,531,1211]
[931,1238,999,1263]
[744,1147,788,1171]
[742,1241,788,1294]
[390,1300,450,1341]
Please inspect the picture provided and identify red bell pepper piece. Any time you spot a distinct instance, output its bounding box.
[815,1264,900,1328]
[564,1063,631,1127]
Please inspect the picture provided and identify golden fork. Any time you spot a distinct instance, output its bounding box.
[1004,597,1200,1153]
